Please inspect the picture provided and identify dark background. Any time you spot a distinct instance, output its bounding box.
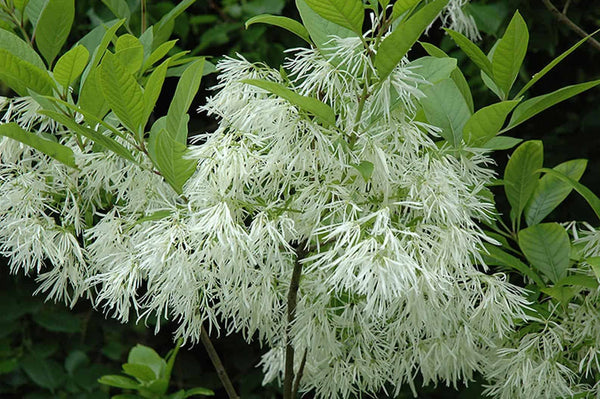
[1,0,599,397]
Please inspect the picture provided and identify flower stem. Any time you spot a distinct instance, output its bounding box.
[283,244,307,399]
[199,324,240,399]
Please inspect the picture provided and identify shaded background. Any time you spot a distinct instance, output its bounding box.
[1,0,599,397]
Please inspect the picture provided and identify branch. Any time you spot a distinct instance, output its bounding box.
[542,0,600,52]
[200,324,240,399]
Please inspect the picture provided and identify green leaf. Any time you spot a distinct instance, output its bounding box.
[482,243,545,287]
[0,358,19,375]
[127,345,166,379]
[491,11,528,98]
[554,274,599,289]
[99,52,144,134]
[295,0,355,51]
[153,0,196,48]
[164,339,182,381]
[25,0,48,31]
[79,19,125,89]
[98,375,141,389]
[32,309,81,332]
[101,0,130,23]
[0,123,76,168]
[375,0,448,80]
[245,14,311,44]
[64,351,89,376]
[304,0,364,34]
[166,58,205,144]
[53,45,89,89]
[243,79,336,126]
[115,34,144,75]
[21,355,67,391]
[35,0,75,66]
[519,223,570,283]
[40,110,136,163]
[524,159,587,226]
[420,78,470,146]
[515,28,600,98]
[148,128,197,195]
[504,140,543,224]
[540,285,581,304]
[0,29,46,69]
[143,60,170,128]
[392,0,421,20]
[14,0,31,13]
[350,160,374,182]
[142,40,177,72]
[184,387,215,397]
[463,100,519,145]
[78,67,109,119]
[481,136,522,150]
[586,257,600,280]
[122,363,157,382]
[406,56,457,86]
[445,28,493,79]
[506,80,600,131]
[0,49,56,96]
[538,168,600,222]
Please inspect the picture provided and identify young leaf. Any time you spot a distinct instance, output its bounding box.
[506,80,600,131]
[539,168,600,222]
[524,159,587,226]
[0,123,76,168]
[463,100,519,145]
[350,160,374,182]
[504,140,543,225]
[148,128,197,195]
[392,0,421,21]
[482,243,545,287]
[303,0,364,34]
[53,45,89,89]
[127,345,166,378]
[39,110,136,163]
[445,28,493,79]
[243,79,336,126]
[519,223,570,283]
[246,14,312,44]
[98,375,141,389]
[420,78,470,146]
[143,60,170,128]
[0,49,56,96]
[515,28,600,98]
[0,29,46,69]
[166,58,205,144]
[142,40,177,72]
[491,11,528,99]
[295,0,355,51]
[375,0,449,80]
[122,363,157,382]
[35,0,75,66]
[99,52,144,134]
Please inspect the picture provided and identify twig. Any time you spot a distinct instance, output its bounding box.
[542,0,600,52]
[562,0,571,14]
[283,244,307,399]
[199,324,240,399]
[291,348,308,398]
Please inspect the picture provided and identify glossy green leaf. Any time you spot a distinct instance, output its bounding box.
[506,80,600,130]
[40,110,136,162]
[407,56,457,86]
[25,0,48,31]
[99,52,144,134]
[98,375,141,389]
[115,34,144,75]
[0,49,55,96]
[445,28,493,79]
[504,140,543,224]
[0,123,76,168]
[516,28,600,98]
[0,29,46,69]
[153,0,196,48]
[166,58,205,144]
[21,356,67,390]
[35,0,75,66]
[304,0,364,33]
[53,45,89,88]
[184,387,215,397]
[143,60,170,128]
[351,160,374,182]
[148,128,197,195]
[78,67,109,119]
[142,40,177,72]
[519,223,570,283]
[391,0,421,20]
[122,363,157,381]
[463,100,519,145]
[482,243,545,286]
[101,0,130,22]
[420,78,470,146]
[243,79,336,126]
[79,19,125,89]
[295,0,355,51]
[524,159,587,226]
[539,168,600,222]
[491,11,528,98]
[246,14,311,44]
[481,136,522,150]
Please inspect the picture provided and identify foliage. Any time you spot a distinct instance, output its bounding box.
[0,0,599,398]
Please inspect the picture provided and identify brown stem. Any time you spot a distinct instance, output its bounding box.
[140,0,147,35]
[541,0,600,52]
[283,244,307,399]
[291,348,308,398]
[199,324,240,399]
